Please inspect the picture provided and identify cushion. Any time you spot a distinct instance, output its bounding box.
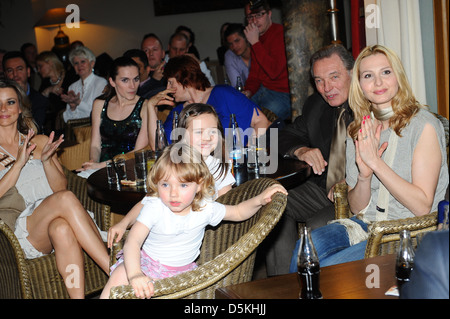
[0,186,26,230]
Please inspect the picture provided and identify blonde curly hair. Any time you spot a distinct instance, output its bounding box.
[146,143,215,211]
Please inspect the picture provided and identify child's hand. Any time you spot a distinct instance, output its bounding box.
[259,184,288,206]
[128,273,155,299]
[107,220,128,248]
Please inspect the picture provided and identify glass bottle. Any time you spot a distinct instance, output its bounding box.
[228,114,244,169]
[396,230,415,292]
[155,119,168,158]
[172,111,179,131]
[297,226,322,299]
[235,76,243,92]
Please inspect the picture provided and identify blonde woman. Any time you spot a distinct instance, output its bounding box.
[289,45,448,269]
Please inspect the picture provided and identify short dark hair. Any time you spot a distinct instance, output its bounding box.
[224,23,246,41]
[123,49,149,68]
[246,0,270,12]
[310,44,354,77]
[175,25,195,44]
[2,51,28,71]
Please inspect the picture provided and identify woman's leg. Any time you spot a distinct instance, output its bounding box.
[48,217,85,299]
[319,240,367,267]
[26,190,109,273]
[289,221,352,272]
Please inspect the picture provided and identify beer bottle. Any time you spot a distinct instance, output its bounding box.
[396,229,415,292]
[297,226,322,299]
[235,76,243,92]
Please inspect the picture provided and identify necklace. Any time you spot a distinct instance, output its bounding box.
[50,74,62,85]
[0,133,33,168]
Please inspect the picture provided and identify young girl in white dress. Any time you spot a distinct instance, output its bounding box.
[101,143,286,298]
[107,104,235,248]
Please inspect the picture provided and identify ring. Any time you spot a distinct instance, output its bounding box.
[363,135,368,140]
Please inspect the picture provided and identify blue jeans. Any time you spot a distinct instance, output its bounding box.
[289,216,369,272]
[251,85,291,120]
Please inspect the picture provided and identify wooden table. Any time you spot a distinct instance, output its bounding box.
[87,155,311,215]
[216,254,398,299]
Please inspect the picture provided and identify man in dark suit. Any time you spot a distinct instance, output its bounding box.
[3,51,48,132]
[265,44,355,276]
[401,230,449,299]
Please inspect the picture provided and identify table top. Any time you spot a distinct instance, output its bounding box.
[215,254,398,299]
[87,155,310,214]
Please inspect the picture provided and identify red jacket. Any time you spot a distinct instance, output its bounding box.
[244,23,290,95]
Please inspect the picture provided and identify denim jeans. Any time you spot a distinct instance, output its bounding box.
[289,216,369,272]
[251,85,291,120]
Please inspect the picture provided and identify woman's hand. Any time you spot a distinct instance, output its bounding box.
[16,129,37,168]
[76,160,105,172]
[355,115,387,178]
[147,88,176,108]
[41,131,64,164]
[60,90,81,109]
[42,84,63,97]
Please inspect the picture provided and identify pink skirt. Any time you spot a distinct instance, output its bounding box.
[110,249,197,280]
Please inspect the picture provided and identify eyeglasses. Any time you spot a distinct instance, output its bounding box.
[246,11,267,21]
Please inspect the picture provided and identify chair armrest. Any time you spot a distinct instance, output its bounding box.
[365,211,438,258]
[334,181,350,219]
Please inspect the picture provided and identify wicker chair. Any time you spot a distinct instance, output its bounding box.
[333,113,449,258]
[260,107,278,123]
[58,125,92,171]
[0,167,110,299]
[109,177,287,299]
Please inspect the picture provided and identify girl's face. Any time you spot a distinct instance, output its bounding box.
[0,88,21,126]
[359,53,399,110]
[109,66,140,100]
[157,171,201,216]
[185,113,220,158]
[72,56,94,80]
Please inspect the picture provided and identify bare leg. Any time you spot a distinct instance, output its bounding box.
[26,190,110,273]
[48,218,85,299]
[100,262,129,299]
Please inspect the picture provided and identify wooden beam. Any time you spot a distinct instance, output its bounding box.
[433,0,449,119]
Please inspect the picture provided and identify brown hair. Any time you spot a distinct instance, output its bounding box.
[163,55,210,91]
[177,103,229,181]
[147,143,215,211]
[0,80,38,133]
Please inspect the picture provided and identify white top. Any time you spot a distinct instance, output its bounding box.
[204,155,235,199]
[63,72,107,122]
[137,196,226,267]
[346,109,449,221]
